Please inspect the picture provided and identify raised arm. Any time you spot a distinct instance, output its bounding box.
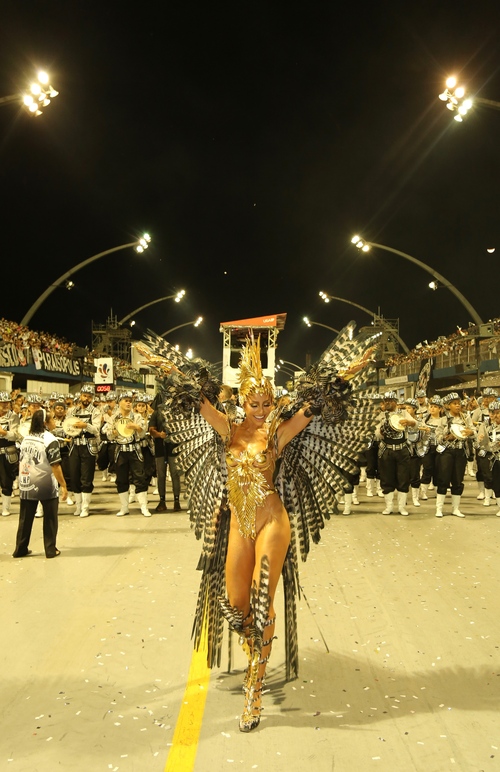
[276,408,313,455]
[200,397,231,439]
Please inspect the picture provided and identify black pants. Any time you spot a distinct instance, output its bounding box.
[365,442,379,479]
[141,446,156,483]
[0,452,18,496]
[421,447,437,485]
[13,498,59,558]
[475,449,484,482]
[378,446,410,494]
[491,459,500,498]
[69,444,96,493]
[115,451,148,494]
[97,441,116,474]
[155,454,181,500]
[477,453,493,488]
[435,448,466,495]
[60,451,72,490]
[341,468,360,493]
[409,454,422,489]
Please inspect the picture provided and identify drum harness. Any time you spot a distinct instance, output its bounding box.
[378,412,407,454]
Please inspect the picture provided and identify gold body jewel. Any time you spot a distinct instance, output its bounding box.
[226,447,275,538]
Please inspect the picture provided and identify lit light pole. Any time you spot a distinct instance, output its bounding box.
[21,235,152,327]
[318,291,410,353]
[161,317,203,337]
[303,317,340,335]
[276,364,295,375]
[119,290,186,326]
[279,358,305,371]
[350,236,483,326]
[438,76,500,122]
[0,70,59,116]
[275,363,298,388]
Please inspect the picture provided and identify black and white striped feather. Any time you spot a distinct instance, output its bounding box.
[142,321,379,680]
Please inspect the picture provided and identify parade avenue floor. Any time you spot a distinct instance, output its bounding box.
[1,476,499,772]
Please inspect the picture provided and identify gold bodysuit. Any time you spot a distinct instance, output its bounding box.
[226,443,276,539]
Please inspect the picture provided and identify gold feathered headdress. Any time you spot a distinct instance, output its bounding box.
[238,336,274,405]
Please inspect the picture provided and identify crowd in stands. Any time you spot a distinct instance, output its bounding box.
[0,318,142,381]
[0,318,75,357]
[3,315,500,383]
[385,318,500,369]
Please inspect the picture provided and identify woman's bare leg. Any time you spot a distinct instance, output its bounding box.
[239,515,291,730]
[225,515,255,612]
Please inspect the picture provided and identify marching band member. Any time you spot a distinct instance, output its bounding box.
[403,397,423,508]
[51,398,74,505]
[104,391,151,517]
[48,392,61,408]
[376,391,416,516]
[66,384,101,517]
[434,393,475,518]
[415,389,429,419]
[12,393,25,418]
[471,388,498,501]
[476,398,500,509]
[99,391,118,482]
[364,394,384,498]
[478,400,500,516]
[417,395,446,501]
[134,394,156,487]
[0,392,20,516]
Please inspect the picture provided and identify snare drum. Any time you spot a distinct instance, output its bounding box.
[389,413,405,432]
[115,417,134,438]
[450,423,468,440]
[62,416,82,437]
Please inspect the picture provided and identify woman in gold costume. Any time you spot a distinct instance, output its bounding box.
[199,339,315,730]
[138,326,377,732]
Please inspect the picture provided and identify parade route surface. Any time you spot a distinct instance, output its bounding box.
[1,477,499,772]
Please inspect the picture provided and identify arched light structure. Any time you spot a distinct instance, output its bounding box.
[279,358,305,371]
[303,317,340,335]
[318,291,410,353]
[161,317,203,338]
[21,234,152,327]
[350,236,483,326]
[119,290,185,326]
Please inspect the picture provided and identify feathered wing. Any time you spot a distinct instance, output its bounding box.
[274,322,380,679]
[140,323,379,679]
[138,332,229,668]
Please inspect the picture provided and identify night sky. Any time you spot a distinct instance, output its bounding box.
[1,1,499,382]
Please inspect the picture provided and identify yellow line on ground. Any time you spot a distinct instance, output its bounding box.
[164,635,211,772]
